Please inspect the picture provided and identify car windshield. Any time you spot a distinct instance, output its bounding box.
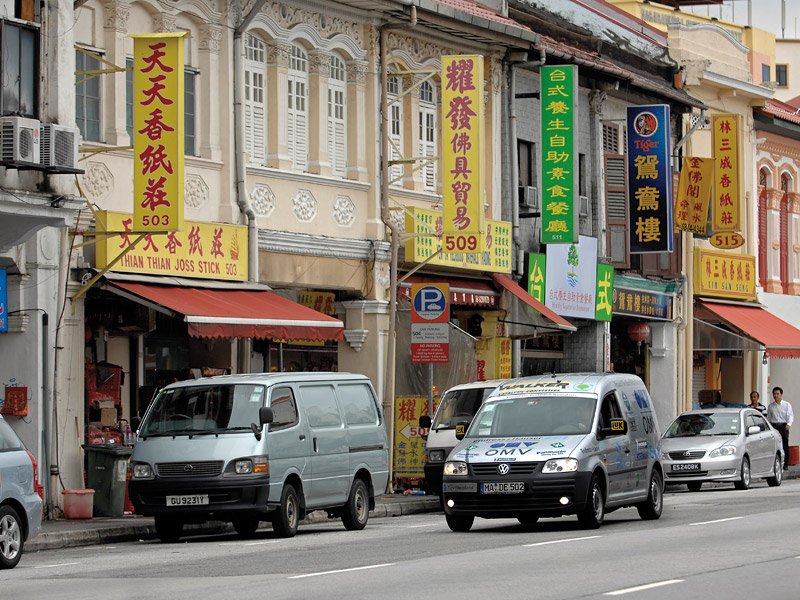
[466,395,596,438]
[664,412,741,438]
[432,387,496,429]
[140,384,266,436]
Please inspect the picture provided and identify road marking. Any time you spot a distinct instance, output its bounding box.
[689,517,743,526]
[245,540,283,546]
[289,563,395,579]
[523,535,601,547]
[403,523,440,528]
[604,579,684,596]
[34,562,80,569]
[218,540,282,547]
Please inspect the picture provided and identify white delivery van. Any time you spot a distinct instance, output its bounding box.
[419,380,505,496]
[441,372,663,532]
[129,372,389,542]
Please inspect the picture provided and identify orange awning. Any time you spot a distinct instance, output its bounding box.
[106,282,344,341]
[492,274,576,336]
[696,300,800,358]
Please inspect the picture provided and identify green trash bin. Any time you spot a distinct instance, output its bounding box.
[82,444,133,517]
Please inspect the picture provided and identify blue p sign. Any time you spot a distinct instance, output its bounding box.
[412,285,447,321]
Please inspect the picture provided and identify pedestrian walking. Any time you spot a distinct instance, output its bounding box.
[768,386,794,469]
[748,391,767,416]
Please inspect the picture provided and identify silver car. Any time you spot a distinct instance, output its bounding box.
[661,408,783,491]
[0,415,42,568]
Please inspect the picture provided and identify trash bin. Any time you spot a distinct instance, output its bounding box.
[82,444,133,517]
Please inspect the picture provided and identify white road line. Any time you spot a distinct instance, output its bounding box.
[689,516,743,526]
[604,579,684,596]
[523,535,601,547]
[403,523,441,528]
[245,540,283,546]
[34,562,80,569]
[288,563,395,579]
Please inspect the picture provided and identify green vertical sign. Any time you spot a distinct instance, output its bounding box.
[595,263,614,322]
[527,252,546,303]
[540,65,578,244]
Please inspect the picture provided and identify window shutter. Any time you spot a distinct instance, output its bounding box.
[328,85,346,177]
[605,154,629,267]
[758,188,768,287]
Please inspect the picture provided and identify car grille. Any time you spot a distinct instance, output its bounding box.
[156,461,224,478]
[470,463,539,476]
[668,451,705,460]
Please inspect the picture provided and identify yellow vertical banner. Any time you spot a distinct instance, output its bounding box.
[711,114,741,232]
[674,157,713,234]
[442,55,484,254]
[393,396,435,479]
[476,337,512,380]
[132,33,186,232]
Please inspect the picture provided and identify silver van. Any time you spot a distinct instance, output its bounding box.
[129,372,389,542]
[441,372,664,532]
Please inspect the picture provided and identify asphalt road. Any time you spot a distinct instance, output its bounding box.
[4,480,800,600]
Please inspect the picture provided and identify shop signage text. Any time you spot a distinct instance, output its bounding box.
[711,113,741,232]
[710,231,744,249]
[674,156,713,234]
[626,105,673,253]
[613,287,673,321]
[476,337,512,381]
[544,236,599,320]
[595,264,614,322]
[394,395,438,478]
[694,249,756,301]
[526,252,546,304]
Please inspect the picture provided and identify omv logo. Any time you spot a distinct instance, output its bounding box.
[634,390,649,409]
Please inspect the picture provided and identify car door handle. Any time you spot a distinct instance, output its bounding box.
[623,447,630,454]
[299,434,306,441]
[313,437,318,453]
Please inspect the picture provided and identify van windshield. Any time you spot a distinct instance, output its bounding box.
[140,384,266,436]
[433,387,496,429]
[466,395,596,437]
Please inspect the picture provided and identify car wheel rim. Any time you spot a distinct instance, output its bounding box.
[356,488,367,522]
[743,461,750,486]
[592,484,603,521]
[287,495,297,528]
[0,515,20,561]
[651,477,662,512]
[776,458,783,482]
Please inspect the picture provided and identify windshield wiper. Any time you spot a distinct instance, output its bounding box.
[189,426,252,437]
[140,428,207,439]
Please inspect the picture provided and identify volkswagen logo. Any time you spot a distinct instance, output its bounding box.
[183,464,193,473]
[497,463,510,475]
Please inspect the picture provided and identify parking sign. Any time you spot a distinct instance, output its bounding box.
[410,283,449,363]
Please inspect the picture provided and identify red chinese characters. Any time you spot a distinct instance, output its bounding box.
[712,114,740,232]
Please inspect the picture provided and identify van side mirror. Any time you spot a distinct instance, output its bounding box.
[419,415,432,429]
[455,421,469,440]
[250,407,275,441]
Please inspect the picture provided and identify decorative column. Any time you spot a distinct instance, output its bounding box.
[307,50,331,175]
[198,25,223,161]
[152,13,176,33]
[101,0,130,146]
[266,41,293,170]
[766,187,783,292]
[346,60,368,182]
[788,191,800,294]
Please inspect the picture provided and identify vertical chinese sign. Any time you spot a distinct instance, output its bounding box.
[711,113,741,233]
[527,252,546,304]
[394,396,436,480]
[132,33,186,232]
[442,56,484,254]
[540,65,578,243]
[626,105,672,253]
[674,157,713,235]
[595,264,614,322]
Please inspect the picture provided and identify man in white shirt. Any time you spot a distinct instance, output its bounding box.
[768,386,794,469]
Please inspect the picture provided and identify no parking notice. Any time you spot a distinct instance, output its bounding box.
[410,283,449,363]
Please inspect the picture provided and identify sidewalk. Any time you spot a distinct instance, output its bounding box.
[27,493,441,553]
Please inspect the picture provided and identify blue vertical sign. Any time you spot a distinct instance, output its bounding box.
[0,269,7,333]
[626,105,672,253]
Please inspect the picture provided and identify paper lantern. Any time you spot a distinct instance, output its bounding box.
[627,322,650,343]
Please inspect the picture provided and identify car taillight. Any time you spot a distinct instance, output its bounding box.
[26,449,40,495]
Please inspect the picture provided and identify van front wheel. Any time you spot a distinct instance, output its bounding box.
[445,513,474,532]
[577,475,605,529]
[272,484,300,538]
[636,470,663,520]
[342,479,370,531]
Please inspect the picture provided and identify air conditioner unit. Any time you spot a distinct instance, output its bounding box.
[41,123,81,171]
[519,186,539,210]
[0,116,41,165]
[579,195,590,217]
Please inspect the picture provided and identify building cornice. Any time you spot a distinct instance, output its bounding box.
[259,229,391,262]
[700,70,774,100]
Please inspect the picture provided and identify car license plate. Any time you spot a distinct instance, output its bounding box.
[480,482,525,494]
[166,494,209,506]
[671,463,701,472]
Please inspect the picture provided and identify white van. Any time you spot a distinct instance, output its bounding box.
[441,372,663,532]
[419,380,505,496]
[129,372,389,542]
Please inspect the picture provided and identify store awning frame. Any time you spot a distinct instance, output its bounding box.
[492,274,576,337]
[103,281,344,341]
[695,299,800,358]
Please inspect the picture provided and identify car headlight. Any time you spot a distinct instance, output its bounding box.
[235,459,253,474]
[542,458,578,473]
[660,451,670,461]
[709,445,737,458]
[428,449,446,462]
[444,461,468,476]
[132,463,152,479]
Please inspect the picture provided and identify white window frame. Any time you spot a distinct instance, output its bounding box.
[287,44,309,172]
[244,33,266,165]
[418,80,437,192]
[328,55,347,177]
[75,47,103,142]
[387,72,403,184]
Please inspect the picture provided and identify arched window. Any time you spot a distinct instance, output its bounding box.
[288,45,309,171]
[328,55,347,177]
[387,71,403,183]
[759,167,769,188]
[244,33,266,164]
[418,80,437,192]
[781,172,793,193]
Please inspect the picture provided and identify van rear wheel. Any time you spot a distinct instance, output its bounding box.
[342,479,369,531]
[577,475,605,529]
[445,514,474,532]
[272,484,300,538]
[154,515,183,543]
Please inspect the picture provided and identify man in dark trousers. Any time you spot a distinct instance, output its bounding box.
[768,386,794,470]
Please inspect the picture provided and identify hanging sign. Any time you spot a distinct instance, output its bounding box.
[545,235,598,319]
[393,396,437,478]
[613,288,674,321]
[410,283,450,363]
[626,105,673,253]
[540,65,578,243]
[526,252,546,304]
[595,264,614,322]
[711,113,741,232]
[710,232,745,249]
[694,249,756,301]
[441,55,484,254]
[0,268,7,333]
[674,156,713,234]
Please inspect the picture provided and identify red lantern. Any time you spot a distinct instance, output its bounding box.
[627,322,650,343]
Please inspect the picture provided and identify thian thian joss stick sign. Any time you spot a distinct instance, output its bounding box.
[626,105,673,253]
[540,65,578,244]
[131,33,186,232]
[441,55,485,254]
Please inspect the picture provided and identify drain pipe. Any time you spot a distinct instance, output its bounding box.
[508,47,545,377]
[380,5,416,490]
